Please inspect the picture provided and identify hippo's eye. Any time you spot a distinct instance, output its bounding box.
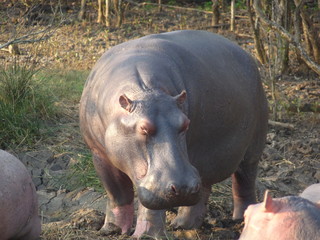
[140,126,149,135]
[179,119,190,133]
[138,119,156,136]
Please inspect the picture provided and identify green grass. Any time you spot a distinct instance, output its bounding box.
[54,152,104,192]
[34,69,99,192]
[0,60,55,148]
[0,63,99,191]
[37,69,89,103]
[0,60,89,149]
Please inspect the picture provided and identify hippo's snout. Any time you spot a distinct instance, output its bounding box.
[137,169,202,210]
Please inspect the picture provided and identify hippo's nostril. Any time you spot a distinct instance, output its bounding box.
[170,184,179,195]
[169,182,201,196]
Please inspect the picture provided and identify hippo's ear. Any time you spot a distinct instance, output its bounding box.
[262,190,274,212]
[119,94,133,112]
[174,90,187,106]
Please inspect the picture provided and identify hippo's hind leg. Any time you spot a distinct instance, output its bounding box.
[93,154,134,235]
[170,187,211,229]
[231,151,260,219]
[232,95,268,219]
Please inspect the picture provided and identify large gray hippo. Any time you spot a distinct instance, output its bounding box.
[79,30,268,238]
[0,150,41,240]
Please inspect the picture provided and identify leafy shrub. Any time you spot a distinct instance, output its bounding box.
[202,1,212,11]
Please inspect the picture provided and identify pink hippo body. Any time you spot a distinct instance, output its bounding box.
[240,190,320,240]
[80,30,268,238]
[0,150,41,240]
[300,183,320,203]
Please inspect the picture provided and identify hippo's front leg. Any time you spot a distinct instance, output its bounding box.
[171,187,211,229]
[133,203,167,238]
[93,154,134,235]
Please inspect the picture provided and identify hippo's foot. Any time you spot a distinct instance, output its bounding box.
[171,188,210,229]
[133,219,168,239]
[99,222,122,235]
[232,196,255,220]
[231,169,257,220]
[170,204,207,229]
[100,203,134,235]
[132,204,167,239]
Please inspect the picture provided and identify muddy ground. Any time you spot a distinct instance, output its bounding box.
[1,1,319,240]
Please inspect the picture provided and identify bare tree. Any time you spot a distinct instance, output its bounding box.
[253,0,320,75]
[273,0,290,74]
[78,0,87,20]
[97,0,105,23]
[113,0,125,27]
[78,0,126,27]
[230,0,235,31]
[293,0,320,64]
[212,0,220,25]
[158,0,162,12]
[247,0,267,64]
[105,0,111,27]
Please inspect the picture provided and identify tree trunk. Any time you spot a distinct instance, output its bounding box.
[254,0,320,75]
[293,1,308,71]
[114,0,123,27]
[302,16,312,56]
[158,0,162,12]
[105,0,111,27]
[247,0,267,64]
[230,0,235,31]
[294,0,320,63]
[97,0,104,23]
[78,0,87,20]
[211,0,220,25]
[274,0,290,74]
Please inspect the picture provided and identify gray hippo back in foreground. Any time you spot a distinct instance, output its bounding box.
[80,30,268,238]
[0,150,41,240]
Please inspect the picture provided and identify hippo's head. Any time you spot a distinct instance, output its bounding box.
[104,90,201,210]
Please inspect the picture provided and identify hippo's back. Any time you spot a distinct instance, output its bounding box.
[0,150,40,239]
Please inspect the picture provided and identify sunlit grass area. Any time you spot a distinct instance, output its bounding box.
[0,62,88,149]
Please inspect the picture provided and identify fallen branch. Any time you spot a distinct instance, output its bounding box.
[200,23,231,29]
[125,0,213,14]
[0,27,55,50]
[0,2,65,50]
[253,0,320,76]
[268,120,295,129]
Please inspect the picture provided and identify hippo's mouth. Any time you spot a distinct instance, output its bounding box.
[137,186,201,210]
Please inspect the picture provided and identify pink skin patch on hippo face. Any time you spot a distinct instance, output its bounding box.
[135,159,148,180]
[111,203,134,234]
[138,119,156,136]
[180,118,190,133]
